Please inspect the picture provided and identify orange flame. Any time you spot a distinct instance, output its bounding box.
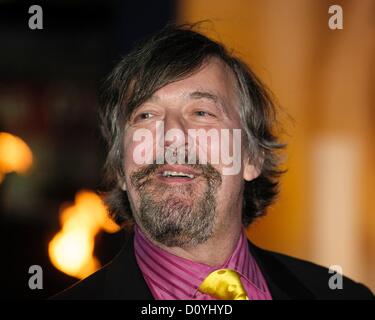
[0,132,33,182]
[49,190,120,279]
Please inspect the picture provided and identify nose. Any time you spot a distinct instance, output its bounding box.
[163,112,188,147]
[156,111,189,164]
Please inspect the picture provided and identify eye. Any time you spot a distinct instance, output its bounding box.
[134,112,154,122]
[194,110,216,118]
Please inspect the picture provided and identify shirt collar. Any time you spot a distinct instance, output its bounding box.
[134,224,265,299]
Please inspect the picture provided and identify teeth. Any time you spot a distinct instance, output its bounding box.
[162,171,194,178]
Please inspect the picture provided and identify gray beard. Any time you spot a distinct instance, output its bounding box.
[131,164,222,248]
[139,184,217,247]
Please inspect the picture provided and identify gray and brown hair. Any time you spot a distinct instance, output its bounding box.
[99,24,286,227]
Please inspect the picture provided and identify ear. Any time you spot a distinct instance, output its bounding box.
[120,181,127,191]
[118,175,127,191]
[243,156,262,181]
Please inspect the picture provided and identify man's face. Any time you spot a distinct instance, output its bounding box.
[121,58,260,247]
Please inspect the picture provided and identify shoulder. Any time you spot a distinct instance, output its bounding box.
[50,235,153,300]
[256,246,374,300]
[51,264,110,300]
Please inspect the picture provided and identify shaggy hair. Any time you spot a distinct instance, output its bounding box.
[99,24,286,227]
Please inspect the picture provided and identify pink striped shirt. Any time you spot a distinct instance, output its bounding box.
[134,225,272,300]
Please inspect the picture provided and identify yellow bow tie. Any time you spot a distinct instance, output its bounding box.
[198,269,249,300]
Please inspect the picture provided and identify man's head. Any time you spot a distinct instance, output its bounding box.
[100,25,285,247]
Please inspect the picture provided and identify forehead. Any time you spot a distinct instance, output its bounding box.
[149,57,238,104]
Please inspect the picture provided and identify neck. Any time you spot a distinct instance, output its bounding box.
[137,218,243,267]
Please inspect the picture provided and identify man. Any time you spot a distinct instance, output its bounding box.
[55,25,373,300]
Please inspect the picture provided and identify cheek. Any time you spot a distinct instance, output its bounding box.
[190,136,220,165]
[122,133,141,189]
[189,128,242,168]
[124,126,158,166]
[216,175,243,202]
[217,129,243,176]
[122,135,134,169]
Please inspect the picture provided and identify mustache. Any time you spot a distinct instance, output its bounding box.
[130,162,222,190]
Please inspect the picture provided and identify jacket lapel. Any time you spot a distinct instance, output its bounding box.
[104,232,154,300]
[248,241,315,300]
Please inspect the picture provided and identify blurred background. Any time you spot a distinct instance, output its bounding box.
[0,0,374,299]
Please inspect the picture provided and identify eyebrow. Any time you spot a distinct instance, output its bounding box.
[189,90,219,102]
[145,90,230,118]
[188,90,229,117]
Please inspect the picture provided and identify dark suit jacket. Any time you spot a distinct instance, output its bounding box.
[53,234,374,300]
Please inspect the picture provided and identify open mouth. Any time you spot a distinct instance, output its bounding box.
[155,165,199,183]
[161,171,195,179]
